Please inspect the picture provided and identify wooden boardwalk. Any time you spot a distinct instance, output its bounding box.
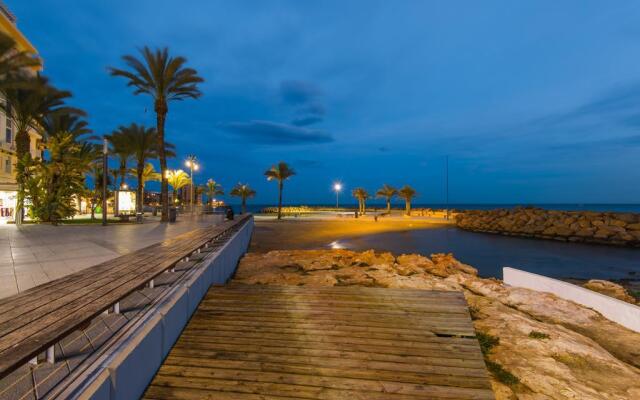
[145,284,494,400]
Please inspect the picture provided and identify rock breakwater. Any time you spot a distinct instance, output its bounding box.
[456,208,640,246]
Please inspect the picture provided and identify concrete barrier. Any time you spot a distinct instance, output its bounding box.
[503,267,640,333]
[58,216,254,400]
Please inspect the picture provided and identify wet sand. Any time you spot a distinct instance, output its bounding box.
[250,217,451,253]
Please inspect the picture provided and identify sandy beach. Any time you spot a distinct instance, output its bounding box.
[250,215,452,252]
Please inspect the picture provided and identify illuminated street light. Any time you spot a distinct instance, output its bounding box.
[333,182,343,209]
[185,155,200,212]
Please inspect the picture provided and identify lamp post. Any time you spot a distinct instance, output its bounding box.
[102,137,108,226]
[185,156,199,212]
[333,183,342,209]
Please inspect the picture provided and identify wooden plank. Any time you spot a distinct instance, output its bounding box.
[159,358,492,389]
[145,284,494,399]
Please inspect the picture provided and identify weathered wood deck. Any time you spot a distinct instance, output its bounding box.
[145,284,494,400]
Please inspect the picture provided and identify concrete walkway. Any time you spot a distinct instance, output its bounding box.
[0,214,224,299]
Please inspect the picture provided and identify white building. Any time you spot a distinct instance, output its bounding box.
[0,2,42,222]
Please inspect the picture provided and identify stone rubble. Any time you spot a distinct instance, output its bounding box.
[235,249,640,400]
[455,208,640,247]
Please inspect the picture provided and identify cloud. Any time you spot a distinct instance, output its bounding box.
[280,80,321,105]
[549,134,640,151]
[280,80,326,126]
[218,120,334,145]
[292,115,324,126]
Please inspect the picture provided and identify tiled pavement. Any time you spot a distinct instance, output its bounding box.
[0,214,224,299]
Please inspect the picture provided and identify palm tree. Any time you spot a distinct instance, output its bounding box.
[87,162,111,221]
[165,169,190,204]
[129,162,161,210]
[109,47,203,222]
[230,183,256,214]
[352,187,369,214]
[42,113,92,141]
[205,179,224,205]
[116,123,174,213]
[0,31,40,89]
[2,75,81,224]
[398,185,417,216]
[376,184,398,213]
[107,129,133,189]
[264,162,295,220]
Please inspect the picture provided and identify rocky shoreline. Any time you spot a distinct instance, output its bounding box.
[456,208,640,247]
[235,249,640,399]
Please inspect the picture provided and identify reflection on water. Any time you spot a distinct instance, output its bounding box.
[337,227,640,280]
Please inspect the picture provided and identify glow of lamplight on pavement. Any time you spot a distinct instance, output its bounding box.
[329,240,345,249]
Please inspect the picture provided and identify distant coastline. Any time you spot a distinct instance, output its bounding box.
[231,203,640,214]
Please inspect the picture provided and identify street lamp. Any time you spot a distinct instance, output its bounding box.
[102,137,108,226]
[333,182,343,209]
[185,156,199,212]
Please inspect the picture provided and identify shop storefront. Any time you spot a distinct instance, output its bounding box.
[0,188,17,224]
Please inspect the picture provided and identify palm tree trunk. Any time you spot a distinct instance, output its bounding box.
[15,129,30,225]
[241,197,246,214]
[277,180,283,220]
[362,199,366,214]
[386,199,391,213]
[406,200,411,216]
[119,161,126,189]
[136,163,144,213]
[156,100,169,222]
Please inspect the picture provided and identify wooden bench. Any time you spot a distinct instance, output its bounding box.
[0,214,251,380]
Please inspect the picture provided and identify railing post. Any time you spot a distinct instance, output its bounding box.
[46,346,55,364]
[113,302,120,314]
[29,357,37,365]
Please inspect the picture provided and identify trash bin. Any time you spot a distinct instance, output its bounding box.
[136,212,143,224]
[152,207,158,216]
[225,207,234,220]
[169,207,177,222]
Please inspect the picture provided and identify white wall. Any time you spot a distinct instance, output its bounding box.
[503,267,640,333]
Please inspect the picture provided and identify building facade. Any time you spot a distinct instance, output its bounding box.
[0,2,42,222]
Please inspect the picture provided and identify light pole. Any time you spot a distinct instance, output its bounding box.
[102,137,108,226]
[185,156,199,212]
[333,183,342,209]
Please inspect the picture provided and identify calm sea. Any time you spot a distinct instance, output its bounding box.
[238,203,639,281]
[233,203,640,214]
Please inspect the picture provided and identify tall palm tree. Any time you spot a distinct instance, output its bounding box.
[109,47,203,222]
[166,169,190,204]
[376,184,397,213]
[230,183,256,214]
[2,76,81,224]
[42,113,92,141]
[205,179,224,205]
[116,123,175,213]
[352,187,369,214]
[129,162,161,210]
[398,185,417,216]
[264,162,295,220]
[107,129,133,189]
[87,162,111,221]
[0,31,40,89]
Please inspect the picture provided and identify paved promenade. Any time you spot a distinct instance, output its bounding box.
[0,214,223,299]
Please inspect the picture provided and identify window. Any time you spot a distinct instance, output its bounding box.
[5,158,11,173]
[5,102,11,144]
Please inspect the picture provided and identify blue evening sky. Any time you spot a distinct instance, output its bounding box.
[7,0,640,205]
